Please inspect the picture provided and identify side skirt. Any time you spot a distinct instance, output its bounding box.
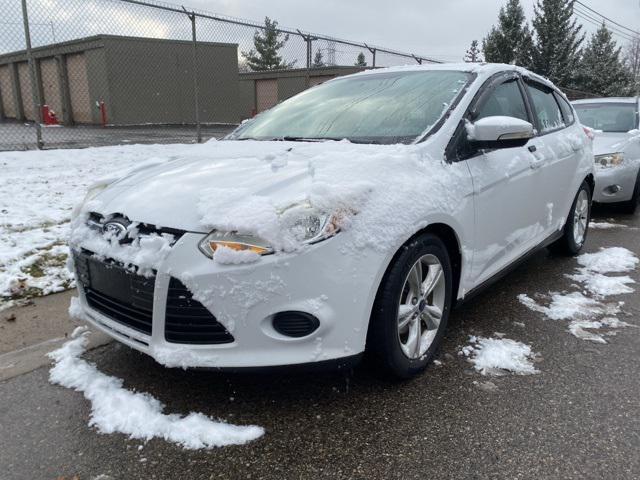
[455,229,564,308]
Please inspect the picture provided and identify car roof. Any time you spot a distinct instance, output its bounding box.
[348,62,555,89]
[572,97,638,105]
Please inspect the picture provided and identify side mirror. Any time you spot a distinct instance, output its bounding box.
[467,116,534,149]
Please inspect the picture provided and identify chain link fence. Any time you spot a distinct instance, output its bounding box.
[0,0,443,151]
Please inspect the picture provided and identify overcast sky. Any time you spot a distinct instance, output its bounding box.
[1,0,638,61]
[178,0,640,61]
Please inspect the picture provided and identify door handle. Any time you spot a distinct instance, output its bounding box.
[528,145,537,153]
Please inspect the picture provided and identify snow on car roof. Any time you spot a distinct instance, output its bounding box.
[348,62,554,88]
[572,97,638,105]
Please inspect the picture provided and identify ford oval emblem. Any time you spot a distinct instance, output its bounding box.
[103,221,127,238]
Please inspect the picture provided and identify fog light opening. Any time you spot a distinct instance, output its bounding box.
[603,185,622,195]
[272,311,320,338]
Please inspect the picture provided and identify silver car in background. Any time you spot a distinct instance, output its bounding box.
[573,98,640,214]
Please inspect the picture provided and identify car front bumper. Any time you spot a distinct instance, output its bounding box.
[593,161,640,203]
[72,231,386,369]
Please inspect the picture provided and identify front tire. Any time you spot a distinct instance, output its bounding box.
[549,180,591,256]
[367,233,452,379]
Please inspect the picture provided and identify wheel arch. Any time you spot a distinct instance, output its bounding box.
[374,222,464,307]
[584,173,595,196]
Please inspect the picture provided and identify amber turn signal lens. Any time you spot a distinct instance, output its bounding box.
[208,241,271,255]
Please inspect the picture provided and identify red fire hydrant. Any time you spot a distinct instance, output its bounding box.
[42,105,59,125]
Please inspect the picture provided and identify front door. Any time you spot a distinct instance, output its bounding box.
[457,75,545,285]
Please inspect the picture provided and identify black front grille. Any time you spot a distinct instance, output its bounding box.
[74,251,154,335]
[165,278,234,345]
[87,212,185,244]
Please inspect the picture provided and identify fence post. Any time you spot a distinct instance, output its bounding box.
[365,44,376,68]
[21,0,43,149]
[184,8,201,143]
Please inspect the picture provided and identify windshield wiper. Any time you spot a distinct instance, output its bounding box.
[275,136,342,142]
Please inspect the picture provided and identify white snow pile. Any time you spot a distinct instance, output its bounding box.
[568,317,633,344]
[517,291,615,320]
[519,247,638,343]
[459,335,539,376]
[69,205,175,277]
[211,245,261,265]
[589,221,626,230]
[0,143,196,305]
[48,327,264,449]
[191,140,470,254]
[576,247,638,275]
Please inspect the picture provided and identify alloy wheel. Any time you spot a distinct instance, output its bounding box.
[396,254,446,359]
[573,189,589,246]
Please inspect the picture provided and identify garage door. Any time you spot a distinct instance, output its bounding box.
[18,62,35,121]
[66,53,92,123]
[0,65,16,118]
[309,75,333,87]
[256,79,278,113]
[40,58,62,116]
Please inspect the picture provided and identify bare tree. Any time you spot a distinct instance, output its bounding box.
[624,35,640,93]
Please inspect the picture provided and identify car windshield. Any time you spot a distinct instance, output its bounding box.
[573,102,638,133]
[231,70,472,145]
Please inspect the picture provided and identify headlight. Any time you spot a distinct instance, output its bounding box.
[198,204,347,259]
[280,203,343,245]
[71,183,109,220]
[595,152,623,168]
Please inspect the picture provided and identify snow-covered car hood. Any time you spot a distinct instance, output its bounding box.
[90,139,433,237]
[592,132,635,156]
[94,141,316,232]
[80,137,469,255]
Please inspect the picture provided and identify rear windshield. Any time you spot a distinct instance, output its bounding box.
[231,70,472,145]
[573,102,638,132]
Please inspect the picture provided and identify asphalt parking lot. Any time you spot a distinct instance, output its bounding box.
[1,207,639,480]
[0,122,235,151]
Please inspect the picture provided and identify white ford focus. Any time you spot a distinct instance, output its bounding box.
[70,63,594,378]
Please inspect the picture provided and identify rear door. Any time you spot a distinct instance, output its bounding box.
[449,72,544,285]
[523,79,586,235]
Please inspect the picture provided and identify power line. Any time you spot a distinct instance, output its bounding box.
[574,6,635,42]
[575,0,640,36]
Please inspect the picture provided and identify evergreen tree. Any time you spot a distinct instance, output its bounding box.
[576,23,633,96]
[531,0,584,87]
[464,40,483,62]
[241,17,296,71]
[482,0,533,67]
[313,50,325,68]
[355,52,367,67]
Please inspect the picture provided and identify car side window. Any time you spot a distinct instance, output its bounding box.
[475,80,529,122]
[526,82,565,133]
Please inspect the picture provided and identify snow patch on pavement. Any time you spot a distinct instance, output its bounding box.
[459,335,539,376]
[0,143,196,305]
[568,317,633,344]
[48,329,264,448]
[517,292,618,320]
[589,221,627,230]
[576,247,638,274]
[519,247,638,344]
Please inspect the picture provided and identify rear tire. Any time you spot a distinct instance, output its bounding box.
[619,171,640,215]
[367,233,452,379]
[549,180,591,256]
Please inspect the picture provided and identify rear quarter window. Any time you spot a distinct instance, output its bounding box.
[554,92,575,126]
[526,82,565,133]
